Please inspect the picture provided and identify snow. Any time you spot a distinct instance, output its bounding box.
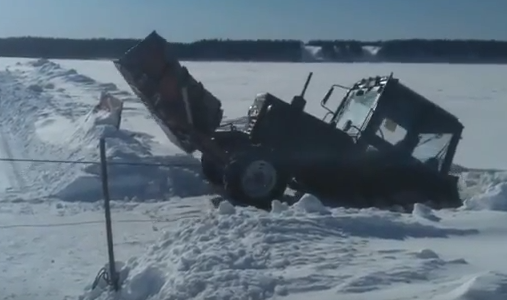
[0,57,506,300]
[302,46,324,62]
[464,182,507,211]
[0,59,205,202]
[363,46,382,56]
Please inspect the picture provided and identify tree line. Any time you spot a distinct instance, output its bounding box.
[0,36,506,63]
[307,39,507,63]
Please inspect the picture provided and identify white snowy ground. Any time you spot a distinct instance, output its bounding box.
[0,58,507,300]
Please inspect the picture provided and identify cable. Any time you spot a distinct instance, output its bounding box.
[0,156,200,168]
[0,213,204,229]
[92,268,110,290]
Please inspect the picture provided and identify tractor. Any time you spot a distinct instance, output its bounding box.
[114,31,464,210]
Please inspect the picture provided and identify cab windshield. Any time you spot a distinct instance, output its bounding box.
[335,86,381,135]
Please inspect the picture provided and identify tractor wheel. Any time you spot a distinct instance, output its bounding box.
[223,147,288,210]
[200,153,223,185]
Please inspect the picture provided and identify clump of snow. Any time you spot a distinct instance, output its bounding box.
[464,182,507,211]
[271,199,289,214]
[458,170,507,200]
[414,248,440,259]
[293,193,331,214]
[217,200,236,215]
[412,203,441,222]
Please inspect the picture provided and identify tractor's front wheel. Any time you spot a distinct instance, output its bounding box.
[223,147,288,209]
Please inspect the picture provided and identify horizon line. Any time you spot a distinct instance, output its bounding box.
[1,35,507,44]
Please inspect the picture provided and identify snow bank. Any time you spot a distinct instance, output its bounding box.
[464,182,507,212]
[27,58,98,86]
[0,59,208,202]
[460,170,507,211]
[52,111,206,202]
[83,197,480,300]
[438,272,507,300]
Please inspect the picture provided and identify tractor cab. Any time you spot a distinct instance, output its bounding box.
[321,74,464,176]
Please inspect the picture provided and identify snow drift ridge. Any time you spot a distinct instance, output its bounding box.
[0,59,208,202]
[81,196,507,300]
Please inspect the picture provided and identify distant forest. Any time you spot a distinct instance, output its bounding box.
[1,36,507,63]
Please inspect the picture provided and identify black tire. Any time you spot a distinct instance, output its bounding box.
[200,154,223,185]
[222,147,288,210]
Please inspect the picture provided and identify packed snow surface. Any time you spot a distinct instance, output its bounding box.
[0,57,507,300]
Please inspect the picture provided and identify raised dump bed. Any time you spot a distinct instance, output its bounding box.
[114,31,224,156]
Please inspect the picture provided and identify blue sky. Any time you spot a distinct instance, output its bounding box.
[0,0,505,42]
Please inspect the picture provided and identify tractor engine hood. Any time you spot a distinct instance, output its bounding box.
[114,31,224,154]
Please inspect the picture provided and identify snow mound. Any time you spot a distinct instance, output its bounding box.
[292,193,331,214]
[27,58,97,85]
[11,58,124,99]
[83,198,478,300]
[464,182,507,212]
[52,111,206,202]
[412,203,441,222]
[414,248,440,259]
[458,170,507,200]
[0,60,208,202]
[438,272,507,300]
[270,199,289,214]
[217,200,236,215]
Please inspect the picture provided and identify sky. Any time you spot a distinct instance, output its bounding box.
[0,0,505,42]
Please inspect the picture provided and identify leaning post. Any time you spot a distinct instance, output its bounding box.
[99,138,119,291]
